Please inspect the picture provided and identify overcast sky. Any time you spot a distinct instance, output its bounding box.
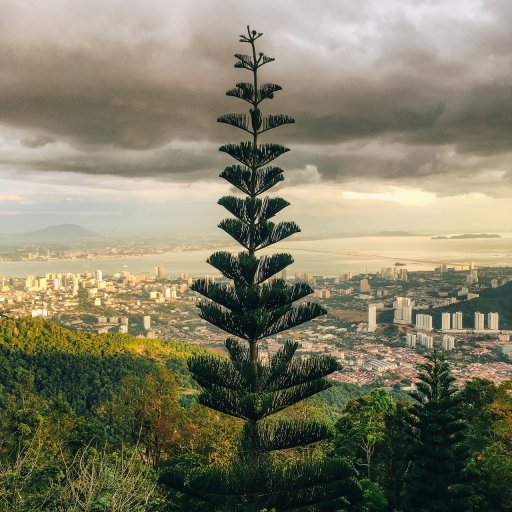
[0,0,511,236]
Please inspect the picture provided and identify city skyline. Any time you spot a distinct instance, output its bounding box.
[1,0,511,235]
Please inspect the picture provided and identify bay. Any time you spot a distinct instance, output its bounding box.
[0,234,511,278]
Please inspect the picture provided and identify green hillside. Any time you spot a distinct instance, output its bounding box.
[378,281,512,329]
[0,317,204,413]
[427,281,512,329]
[0,317,510,510]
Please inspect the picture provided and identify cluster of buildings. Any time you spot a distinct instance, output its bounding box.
[1,259,511,387]
[440,311,500,331]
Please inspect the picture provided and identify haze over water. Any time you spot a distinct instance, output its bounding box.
[1,234,511,278]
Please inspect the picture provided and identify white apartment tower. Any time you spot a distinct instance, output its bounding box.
[442,335,455,351]
[452,311,463,330]
[441,312,451,330]
[368,304,377,332]
[143,315,151,330]
[474,312,485,331]
[406,333,417,347]
[488,312,499,330]
[393,297,413,325]
[417,332,434,349]
[415,314,433,331]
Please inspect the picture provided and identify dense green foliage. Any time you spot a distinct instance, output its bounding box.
[404,351,473,511]
[0,317,511,510]
[0,317,238,511]
[0,317,200,413]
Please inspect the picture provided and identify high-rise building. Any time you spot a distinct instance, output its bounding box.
[442,335,455,351]
[337,273,352,283]
[381,267,396,280]
[360,279,370,292]
[415,314,433,331]
[441,312,451,330]
[406,333,417,347]
[95,270,103,282]
[417,332,434,349]
[25,275,36,290]
[488,312,499,330]
[399,268,408,281]
[465,269,478,285]
[143,315,151,330]
[368,304,377,332]
[474,312,485,330]
[393,297,413,325]
[452,311,463,330]
[156,266,165,279]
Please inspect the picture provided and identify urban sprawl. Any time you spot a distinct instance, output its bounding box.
[1,261,511,389]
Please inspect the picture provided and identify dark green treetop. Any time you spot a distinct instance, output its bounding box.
[161,26,360,511]
[405,350,474,512]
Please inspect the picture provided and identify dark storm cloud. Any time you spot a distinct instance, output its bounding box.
[1,0,512,194]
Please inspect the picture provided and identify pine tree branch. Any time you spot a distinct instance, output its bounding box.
[254,420,330,451]
[266,379,332,416]
[217,113,251,133]
[206,251,294,285]
[261,302,327,338]
[220,165,285,196]
[218,196,290,223]
[218,218,300,251]
[259,114,295,133]
[196,301,325,341]
[219,142,290,168]
[264,356,342,392]
[188,354,249,391]
[174,458,361,509]
[226,82,285,105]
[192,279,313,314]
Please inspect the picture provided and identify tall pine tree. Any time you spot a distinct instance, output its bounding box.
[404,350,473,512]
[162,26,360,511]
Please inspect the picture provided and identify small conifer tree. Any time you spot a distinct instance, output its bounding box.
[162,26,360,511]
[404,350,474,512]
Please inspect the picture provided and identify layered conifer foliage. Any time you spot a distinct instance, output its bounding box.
[161,27,360,511]
[405,351,474,512]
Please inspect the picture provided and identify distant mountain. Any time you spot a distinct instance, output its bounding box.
[13,224,102,243]
[374,231,417,237]
[432,233,501,240]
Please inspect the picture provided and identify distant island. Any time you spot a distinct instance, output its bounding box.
[431,233,501,240]
[374,231,417,237]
